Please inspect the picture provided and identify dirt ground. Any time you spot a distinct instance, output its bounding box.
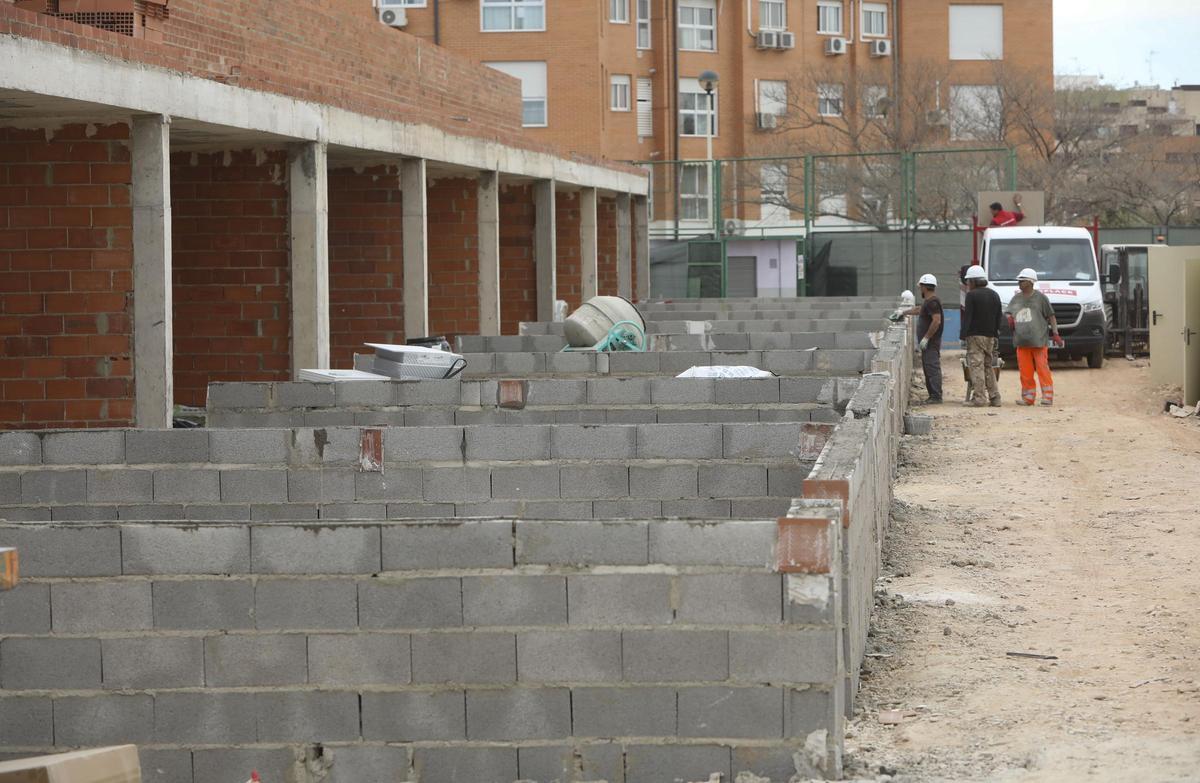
[842,351,1200,783]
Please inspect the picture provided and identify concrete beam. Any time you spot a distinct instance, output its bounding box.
[402,158,429,339]
[634,195,650,301]
[580,187,598,302]
[477,171,501,336]
[131,114,173,428]
[616,193,632,300]
[288,141,330,376]
[534,179,557,323]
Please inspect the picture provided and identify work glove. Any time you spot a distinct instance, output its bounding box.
[1051,334,1065,348]
[1006,314,1016,331]
[888,311,903,322]
[919,337,930,351]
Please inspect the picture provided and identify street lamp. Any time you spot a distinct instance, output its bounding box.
[698,69,719,225]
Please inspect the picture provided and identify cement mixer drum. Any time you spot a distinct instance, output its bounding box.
[563,296,646,348]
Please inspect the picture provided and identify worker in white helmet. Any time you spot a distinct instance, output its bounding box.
[1005,267,1063,405]
[960,265,1003,407]
[895,273,944,404]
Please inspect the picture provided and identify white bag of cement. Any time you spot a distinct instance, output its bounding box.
[553,299,569,322]
[676,366,775,379]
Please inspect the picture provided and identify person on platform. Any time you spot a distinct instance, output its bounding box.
[989,194,1025,227]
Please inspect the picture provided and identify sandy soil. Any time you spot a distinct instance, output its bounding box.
[842,352,1200,783]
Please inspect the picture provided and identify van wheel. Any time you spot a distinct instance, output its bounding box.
[1087,345,1105,369]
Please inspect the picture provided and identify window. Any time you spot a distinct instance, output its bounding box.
[949,84,1001,140]
[679,78,718,136]
[381,0,426,8]
[678,0,716,51]
[861,2,887,36]
[760,0,786,30]
[481,0,544,31]
[484,61,548,126]
[637,77,654,136]
[818,83,843,117]
[610,0,629,23]
[863,85,888,118]
[757,80,787,116]
[636,0,652,47]
[611,75,632,111]
[817,0,842,34]
[680,163,710,221]
[948,4,1002,60]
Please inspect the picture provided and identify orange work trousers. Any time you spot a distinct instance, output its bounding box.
[1015,346,1053,405]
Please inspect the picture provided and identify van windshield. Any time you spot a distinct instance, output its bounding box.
[987,238,1097,282]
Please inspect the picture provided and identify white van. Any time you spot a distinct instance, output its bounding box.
[980,225,1108,368]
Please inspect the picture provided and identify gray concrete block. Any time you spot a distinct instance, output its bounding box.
[0,506,50,521]
[0,432,41,464]
[119,503,185,520]
[153,579,254,630]
[0,638,100,689]
[661,498,735,520]
[126,429,209,463]
[768,465,808,498]
[552,425,637,460]
[636,423,722,459]
[810,407,843,423]
[85,468,152,502]
[319,502,387,520]
[0,697,52,746]
[423,466,491,502]
[568,574,672,625]
[629,465,698,499]
[730,629,839,683]
[250,502,320,521]
[403,409,457,426]
[354,468,423,501]
[394,379,462,405]
[816,349,867,372]
[698,464,767,499]
[326,746,411,783]
[553,408,608,424]
[545,351,597,374]
[650,378,715,404]
[139,749,193,783]
[0,472,19,503]
[466,424,551,461]
[386,501,456,519]
[526,379,587,405]
[495,351,546,374]
[757,408,811,423]
[477,499,594,520]
[382,521,513,570]
[51,581,151,633]
[333,380,395,407]
[731,498,792,518]
[122,525,250,575]
[0,583,50,633]
[101,636,204,689]
[623,744,731,783]
[677,573,783,625]
[362,691,466,741]
[286,427,363,466]
[275,381,336,408]
[516,520,647,566]
[204,633,307,686]
[649,520,775,567]
[252,524,381,574]
[466,688,571,741]
[586,378,651,405]
[20,469,86,503]
[516,630,622,683]
[153,468,220,502]
[572,686,677,738]
[153,691,257,744]
[606,352,662,374]
[723,423,802,458]
[209,429,290,464]
[658,351,720,373]
[656,408,757,424]
[593,499,662,518]
[255,690,360,742]
[518,744,625,783]
[207,381,271,409]
[714,378,781,404]
[359,578,462,629]
[412,747,517,783]
[411,631,516,683]
[288,468,356,503]
[54,694,153,747]
[603,409,657,424]
[558,464,628,499]
[308,633,411,686]
[762,350,814,374]
[220,468,288,502]
[678,686,784,738]
[49,505,113,521]
[349,411,403,426]
[622,630,729,682]
[491,465,561,499]
[463,575,566,626]
[193,748,295,783]
[461,352,495,374]
[785,686,841,737]
[41,430,125,465]
[255,579,358,629]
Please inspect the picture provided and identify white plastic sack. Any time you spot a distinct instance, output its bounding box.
[676,366,775,379]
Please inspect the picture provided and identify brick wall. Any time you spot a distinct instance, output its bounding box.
[328,166,404,369]
[554,191,582,313]
[428,177,479,340]
[597,196,618,296]
[499,184,536,335]
[170,150,290,407]
[0,123,134,429]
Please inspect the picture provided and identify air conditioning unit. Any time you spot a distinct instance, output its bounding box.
[926,109,950,126]
[378,6,407,27]
[824,37,848,55]
[755,30,779,49]
[870,39,892,57]
[777,31,795,49]
[723,219,740,236]
[756,112,778,130]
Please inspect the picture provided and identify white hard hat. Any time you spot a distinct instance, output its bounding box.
[918,274,937,287]
[900,289,915,307]
[964,265,987,281]
[1017,267,1038,282]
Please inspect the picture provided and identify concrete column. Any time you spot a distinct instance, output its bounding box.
[402,158,430,338]
[534,179,557,322]
[616,192,632,300]
[580,187,599,301]
[288,141,330,376]
[131,114,173,428]
[477,170,501,336]
[634,194,650,301]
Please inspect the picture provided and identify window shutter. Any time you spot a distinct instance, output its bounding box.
[637,78,653,137]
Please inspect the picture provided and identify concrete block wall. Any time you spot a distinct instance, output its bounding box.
[519,318,889,335]
[455,348,876,379]
[456,330,879,353]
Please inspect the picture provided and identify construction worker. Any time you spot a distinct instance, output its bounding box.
[989,194,1024,227]
[1006,268,1063,406]
[959,265,1002,407]
[892,273,944,404]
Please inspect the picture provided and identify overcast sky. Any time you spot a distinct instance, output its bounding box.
[1054,0,1199,87]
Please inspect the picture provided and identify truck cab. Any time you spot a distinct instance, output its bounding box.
[982,226,1108,368]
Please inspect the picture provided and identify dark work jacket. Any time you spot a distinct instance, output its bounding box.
[960,285,1003,340]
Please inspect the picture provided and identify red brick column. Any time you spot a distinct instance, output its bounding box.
[554,190,582,313]
[597,195,619,297]
[499,183,536,334]
[428,176,480,340]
